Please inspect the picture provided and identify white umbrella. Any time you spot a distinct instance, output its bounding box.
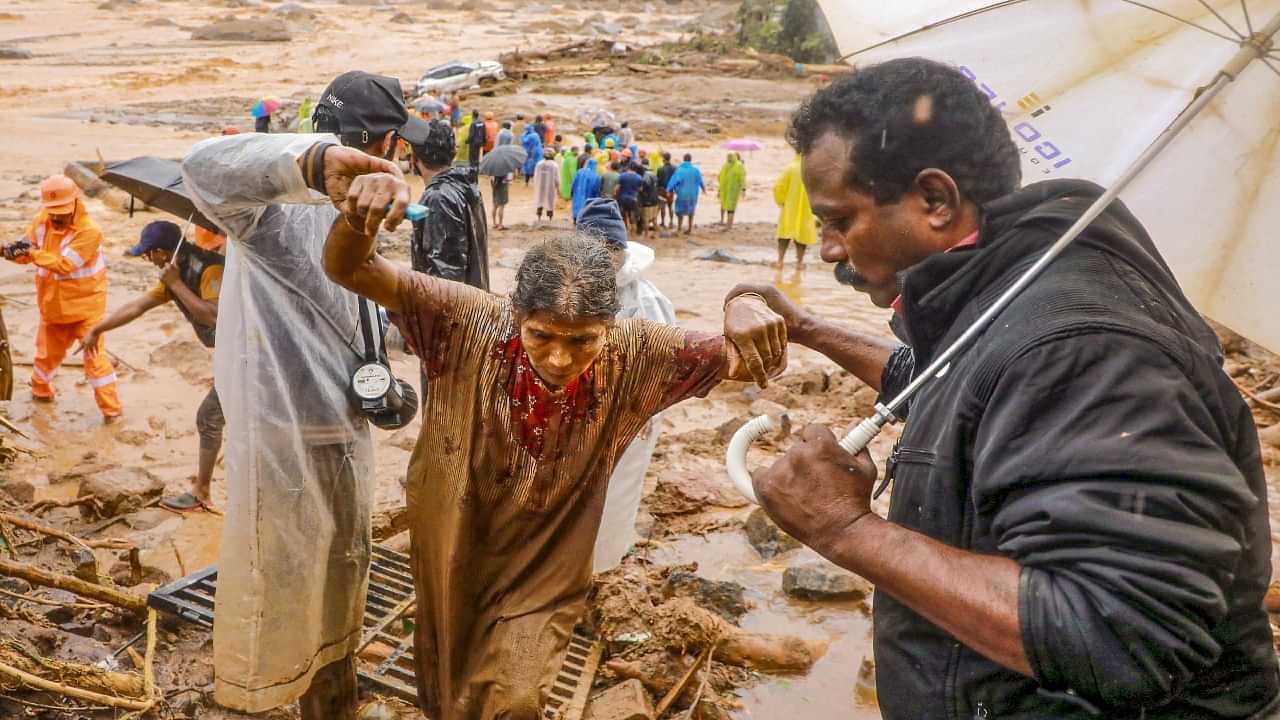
[727,0,1280,502]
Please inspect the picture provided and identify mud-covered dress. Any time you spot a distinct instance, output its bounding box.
[392,269,727,719]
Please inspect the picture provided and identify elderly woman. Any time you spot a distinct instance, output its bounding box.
[319,165,786,719]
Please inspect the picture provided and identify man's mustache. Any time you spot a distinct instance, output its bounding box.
[833,262,867,288]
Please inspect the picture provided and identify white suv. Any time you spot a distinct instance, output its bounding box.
[416,60,506,96]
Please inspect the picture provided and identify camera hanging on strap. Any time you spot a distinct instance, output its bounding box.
[350,297,418,429]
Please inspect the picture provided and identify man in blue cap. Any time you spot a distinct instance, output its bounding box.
[79,220,224,512]
[575,198,676,571]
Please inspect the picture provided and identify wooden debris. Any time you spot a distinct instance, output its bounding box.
[0,511,132,551]
[0,557,146,613]
[28,494,101,516]
[371,506,410,541]
[0,639,145,703]
[0,586,109,610]
[655,644,712,716]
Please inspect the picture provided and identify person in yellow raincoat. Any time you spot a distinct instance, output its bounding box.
[718,152,746,227]
[0,175,120,419]
[773,155,817,271]
[454,111,473,164]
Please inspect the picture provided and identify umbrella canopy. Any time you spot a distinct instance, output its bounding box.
[251,97,282,119]
[818,0,1280,353]
[98,157,221,234]
[720,139,763,152]
[478,144,527,177]
[414,96,446,113]
[581,108,617,129]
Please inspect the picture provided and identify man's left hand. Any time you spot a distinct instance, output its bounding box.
[159,262,181,288]
[753,423,878,552]
[724,295,787,387]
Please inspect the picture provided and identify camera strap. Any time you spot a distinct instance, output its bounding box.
[357,297,385,364]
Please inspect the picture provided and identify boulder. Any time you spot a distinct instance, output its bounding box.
[76,467,165,518]
[659,465,748,509]
[190,18,293,42]
[42,590,82,624]
[1259,423,1280,451]
[1,478,36,504]
[782,559,872,601]
[743,507,800,559]
[661,569,748,622]
[584,678,653,720]
[389,11,413,23]
[0,45,32,59]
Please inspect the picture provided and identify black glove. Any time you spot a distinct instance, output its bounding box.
[3,240,30,260]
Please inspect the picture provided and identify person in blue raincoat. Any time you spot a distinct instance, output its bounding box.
[571,158,602,223]
[521,123,543,185]
[665,153,705,235]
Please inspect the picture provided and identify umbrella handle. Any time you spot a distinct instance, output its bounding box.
[725,406,893,504]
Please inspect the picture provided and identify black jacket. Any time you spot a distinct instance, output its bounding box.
[874,180,1279,719]
[411,167,490,291]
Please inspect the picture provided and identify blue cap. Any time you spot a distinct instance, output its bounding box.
[577,198,627,249]
[126,221,182,257]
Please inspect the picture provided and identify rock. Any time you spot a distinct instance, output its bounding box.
[634,510,655,539]
[2,478,36,504]
[77,467,165,518]
[592,20,624,35]
[0,577,32,608]
[60,621,99,638]
[43,590,81,624]
[72,549,99,582]
[744,507,801,559]
[659,463,748,509]
[714,416,746,445]
[386,425,419,452]
[1259,424,1280,451]
[356,700,398,720]
[271,1,317,19]
[0,45,33,59]
[190,18,293,42]
[749,398,788,417]
[585,678,653,720]
[661,569,748,622]
[144,17,177,26]
[782,559,872,601]
[114,429,152,446]
[694,248,749,265]
[108,559,171,587]
[389,11,413,23]
[93,625,114,643]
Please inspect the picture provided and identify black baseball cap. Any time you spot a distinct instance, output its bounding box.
[314,70,430,146]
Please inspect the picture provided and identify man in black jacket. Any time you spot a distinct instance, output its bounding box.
[729,58,1279,719]
[408,119,489,291]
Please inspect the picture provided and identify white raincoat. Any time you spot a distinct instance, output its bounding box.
[182,133,376,712]
[593,241,675,572]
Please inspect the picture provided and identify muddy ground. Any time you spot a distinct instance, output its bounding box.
[1,1,1279,718]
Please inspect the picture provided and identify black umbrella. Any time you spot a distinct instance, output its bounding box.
[97,157,221,234]
[477,144,527,177]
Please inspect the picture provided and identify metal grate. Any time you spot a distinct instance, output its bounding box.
[148,544,421,702]
[149,544,601,714]
[542,627,603,720]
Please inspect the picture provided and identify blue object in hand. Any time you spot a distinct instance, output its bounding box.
[404,204,427,221]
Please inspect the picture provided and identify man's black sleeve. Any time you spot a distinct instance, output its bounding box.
[422,191,470,283]
[971,332,1259,710]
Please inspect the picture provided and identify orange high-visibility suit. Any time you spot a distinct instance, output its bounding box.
[15,200,121,417]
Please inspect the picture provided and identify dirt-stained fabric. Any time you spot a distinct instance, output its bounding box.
[392,269,724,720]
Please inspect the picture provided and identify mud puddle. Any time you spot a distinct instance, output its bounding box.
[649,530,880,719]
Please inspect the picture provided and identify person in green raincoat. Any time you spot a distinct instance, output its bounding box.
[717,152,746,227]
[583,131,597,153]
[772,154,817,271]
[296,97,314,134]
[559,147,578,200]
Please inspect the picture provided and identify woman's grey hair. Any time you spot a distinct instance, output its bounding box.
[512,235,619,320]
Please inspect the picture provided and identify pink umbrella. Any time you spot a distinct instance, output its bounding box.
[720,138,763,152]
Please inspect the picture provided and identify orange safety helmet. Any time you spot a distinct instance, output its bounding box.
[40,175,79,214]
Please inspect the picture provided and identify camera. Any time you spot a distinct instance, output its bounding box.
[351,361,418,430]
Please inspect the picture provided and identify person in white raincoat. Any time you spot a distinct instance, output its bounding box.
[181,71,428,718]
[576,198,676,571]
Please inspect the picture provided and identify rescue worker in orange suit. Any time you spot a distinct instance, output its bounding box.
[0,175,121,420]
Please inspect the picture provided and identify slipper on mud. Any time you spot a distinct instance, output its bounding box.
[160,493,206,512]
